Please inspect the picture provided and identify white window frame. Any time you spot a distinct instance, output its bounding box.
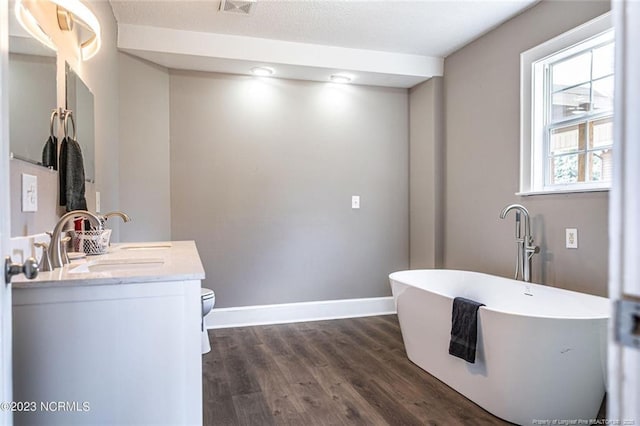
[520,13,613,196]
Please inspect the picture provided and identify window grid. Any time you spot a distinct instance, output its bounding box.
[542,40,614,188]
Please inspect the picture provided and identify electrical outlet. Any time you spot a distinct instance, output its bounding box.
[96,191,101,213]
[352,196,360,209]
[21,174,37,212]
[566,228,578,249]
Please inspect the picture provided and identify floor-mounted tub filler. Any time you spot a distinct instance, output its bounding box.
[390,269,609,425]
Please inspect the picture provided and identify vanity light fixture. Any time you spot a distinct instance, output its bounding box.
[14,0,57,52]
[329,73,353,84]
[251,66,275,77]
[56,4,73,31]
[15,0,102,61]
[55,0,102,60]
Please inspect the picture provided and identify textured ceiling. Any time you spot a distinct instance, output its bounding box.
[109,0,539,57]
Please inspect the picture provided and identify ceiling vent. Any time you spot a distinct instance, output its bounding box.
[220,0,256,16]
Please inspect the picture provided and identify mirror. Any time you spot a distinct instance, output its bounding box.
[65,62,95,183]
[8,35,57,167]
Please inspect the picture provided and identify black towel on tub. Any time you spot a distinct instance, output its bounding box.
[448,297,485,363]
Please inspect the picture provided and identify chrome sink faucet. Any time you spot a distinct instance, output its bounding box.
[49,210,102,269]
[500,204,539,282]
[100,211,132,247]
[101,211,132,225]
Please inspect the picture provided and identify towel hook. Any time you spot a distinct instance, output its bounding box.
[63,110,76,140]
[49,109,59,139]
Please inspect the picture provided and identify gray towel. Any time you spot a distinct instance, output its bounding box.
[59,136,87,212]
[41,135,57,170]
[448,297,485,363]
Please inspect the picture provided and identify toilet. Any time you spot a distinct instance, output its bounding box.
[201,288,215,354]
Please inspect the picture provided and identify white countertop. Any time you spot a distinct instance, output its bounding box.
[12,240,205,289]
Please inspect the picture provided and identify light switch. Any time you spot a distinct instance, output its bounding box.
[352,196,360,209]
[566,228,578,249]
[21,174,37,212]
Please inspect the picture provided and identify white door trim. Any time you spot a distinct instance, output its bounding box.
[608,0,640,421]
[0,1,14,424]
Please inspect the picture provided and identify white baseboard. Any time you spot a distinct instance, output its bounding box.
[205,296,396,329]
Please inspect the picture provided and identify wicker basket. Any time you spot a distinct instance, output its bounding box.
[72,229,112,255]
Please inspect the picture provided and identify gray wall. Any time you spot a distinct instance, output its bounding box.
[442,0,611,296]
[118,53,171,242]
[170,72,409,307]
[409,77,444,269]
[74,3,121,240]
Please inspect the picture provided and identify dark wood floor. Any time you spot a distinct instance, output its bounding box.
[203,315,510,425]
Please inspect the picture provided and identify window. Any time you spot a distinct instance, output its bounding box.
[520,14,613,194]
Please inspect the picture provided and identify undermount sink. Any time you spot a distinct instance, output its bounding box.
[69,258,165,274]
[119,243,172,251]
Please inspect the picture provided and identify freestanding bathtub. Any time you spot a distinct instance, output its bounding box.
[390,269,609,425]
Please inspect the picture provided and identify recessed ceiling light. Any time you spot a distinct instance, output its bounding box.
[251,67,274,77]
[330,73,353,84]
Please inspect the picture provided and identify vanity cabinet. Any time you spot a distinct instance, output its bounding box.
[11,241,204,425]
